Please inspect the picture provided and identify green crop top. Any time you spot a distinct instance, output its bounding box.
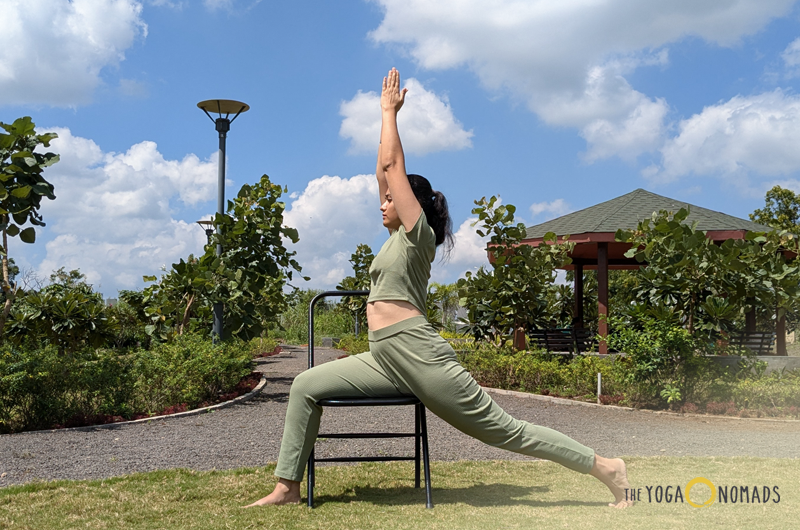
[368,210,436,314]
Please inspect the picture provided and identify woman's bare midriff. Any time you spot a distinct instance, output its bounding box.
[367,300,423,331]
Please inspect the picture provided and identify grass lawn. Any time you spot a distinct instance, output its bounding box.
[1,457,798,529]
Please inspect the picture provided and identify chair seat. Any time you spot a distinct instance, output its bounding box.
[317,396,421,407]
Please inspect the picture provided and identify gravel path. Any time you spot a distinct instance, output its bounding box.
[2,344,799,487]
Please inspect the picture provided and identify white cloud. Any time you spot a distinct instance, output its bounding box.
[147,0,185,7]
[339,78,473,155]
[0,0,146,107]
[23,128,217,294]
[369,0,794,160]
[283,175,384,288]
[647,90,800,187]
[782,37,800,76]
[204,0,233,10]
[530,199,572,221]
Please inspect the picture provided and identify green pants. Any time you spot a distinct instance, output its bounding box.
[274,316,596,482]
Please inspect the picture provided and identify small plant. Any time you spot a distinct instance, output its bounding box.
[660,384,682,407]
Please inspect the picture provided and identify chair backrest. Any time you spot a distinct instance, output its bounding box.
[308,290,370,368]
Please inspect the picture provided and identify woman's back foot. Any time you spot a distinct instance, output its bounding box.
[243,479,301,507]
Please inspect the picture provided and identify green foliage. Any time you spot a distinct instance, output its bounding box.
[131,334,251,413]
[616,207,800,336]
[336,243,373,332]
[606,314,716,407]
[0,334,252,433]
[142,175,305,341]
[427,282,460,331]
[457,343,621,398]
[276,289,355,345]
[457,196,574,344]
[106,300,152,350]
[246,336,280,357]
[337,333,369,354]
[0,117,59,337]
[5,269,113,355]
[0,117,58,247]
[750,185,800,233]
[730,370,800,410]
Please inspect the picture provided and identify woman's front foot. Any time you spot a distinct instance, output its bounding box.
[590,455,634,508]
[243,478,301,507]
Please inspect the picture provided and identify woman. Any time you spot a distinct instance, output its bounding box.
[247,68,632,509]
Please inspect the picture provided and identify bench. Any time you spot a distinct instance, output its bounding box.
[528,328,595,354]
[728,331,775,355]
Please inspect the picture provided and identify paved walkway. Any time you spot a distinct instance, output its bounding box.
[2,345,799,487]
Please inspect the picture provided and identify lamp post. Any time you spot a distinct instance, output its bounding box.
[197,99,250,341]
[196,219,215,244]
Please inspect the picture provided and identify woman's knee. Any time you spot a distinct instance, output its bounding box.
[289,369,320,401]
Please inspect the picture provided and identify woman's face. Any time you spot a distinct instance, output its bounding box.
[380,193,402,230]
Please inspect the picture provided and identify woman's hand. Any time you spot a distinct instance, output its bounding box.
[381,67,408,113]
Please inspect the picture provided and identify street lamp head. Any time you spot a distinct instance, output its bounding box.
[196,219,215,242]
[197,99,250,132]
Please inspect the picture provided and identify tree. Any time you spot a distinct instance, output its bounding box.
[5,269,113,356]
[616,208,745,334]
[0,117,58,336]
[617,207,800,337]
[750,185,800,233]
[428,282,460,331]
[336,244,374,334]
[457,196,574,345]
[142,175,305,341]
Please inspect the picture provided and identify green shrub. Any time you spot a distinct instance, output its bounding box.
[130,334,251,413]
[606,315,719,407]
[730,370,800,410]
[247,337,281,357]
[278,289,357,344]
[337,333,369,354]
[0,344,138,433]
[457,343,619,399]
[0,334,252,433]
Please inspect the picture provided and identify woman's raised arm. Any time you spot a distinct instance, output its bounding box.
[379,68,421,231]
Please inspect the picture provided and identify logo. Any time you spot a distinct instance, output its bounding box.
[625,477,781,507]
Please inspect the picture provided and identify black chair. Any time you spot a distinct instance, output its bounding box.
[306,290,433,509]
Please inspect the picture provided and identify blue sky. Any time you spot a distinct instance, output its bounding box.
[5,0,800,296]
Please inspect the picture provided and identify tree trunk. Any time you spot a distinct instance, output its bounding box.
[0,223,13,339]
[178,293,195,336]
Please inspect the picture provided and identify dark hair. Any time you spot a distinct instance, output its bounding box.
[407,173,454,256]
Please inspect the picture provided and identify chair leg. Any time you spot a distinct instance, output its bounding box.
[415,403,421,488]
[307,449,315,508]
[419,404,433,509]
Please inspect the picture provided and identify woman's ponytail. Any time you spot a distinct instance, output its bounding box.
[407,174,454,258]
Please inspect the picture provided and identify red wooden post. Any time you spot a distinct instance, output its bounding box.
[513,327,527,350]
[574,264,584,328]
[745,298,756,333]
[777,312,787,356]
[597,243,609,354]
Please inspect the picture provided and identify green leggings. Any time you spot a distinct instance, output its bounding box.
[274,316,596,482]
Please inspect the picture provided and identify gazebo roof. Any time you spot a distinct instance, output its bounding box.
[524,188,771,240]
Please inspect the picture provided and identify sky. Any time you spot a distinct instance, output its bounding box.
[5,0,800,297]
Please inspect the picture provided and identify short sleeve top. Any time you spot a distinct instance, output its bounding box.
[367,211,436,314]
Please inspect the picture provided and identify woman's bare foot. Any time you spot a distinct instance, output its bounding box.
[590,454,634,508]
[243,478,301,507]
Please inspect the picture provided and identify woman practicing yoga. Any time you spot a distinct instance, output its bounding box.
[247,68,632,509]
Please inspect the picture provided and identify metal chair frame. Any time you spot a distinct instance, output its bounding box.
[306,290,433,509]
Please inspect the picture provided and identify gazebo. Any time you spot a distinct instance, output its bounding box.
[520,189,780,354]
